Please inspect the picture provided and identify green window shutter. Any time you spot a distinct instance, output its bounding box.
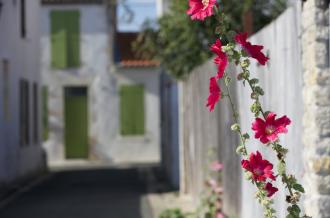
[67,11,80,67]
[50,10,80,69]
[120,85,145,135]
[51,11,67,68]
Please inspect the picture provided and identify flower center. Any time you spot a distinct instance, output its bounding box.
[265,125,276,135]
[254,168,263,176]
[202,0,209,9]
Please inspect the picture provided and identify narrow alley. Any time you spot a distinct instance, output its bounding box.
[0,167,157,218]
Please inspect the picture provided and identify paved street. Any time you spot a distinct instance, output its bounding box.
[0,168,152,218]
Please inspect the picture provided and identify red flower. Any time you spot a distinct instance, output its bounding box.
[210,39,228,79]
[241,151,276,182]
[252,112,291,144]
[206,77,221,111]
[235,32,269,65]
[187,0,217,21]
[264,182,278,197]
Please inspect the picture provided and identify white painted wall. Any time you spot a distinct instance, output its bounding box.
[41,5,161,166]
[0,0,45,185]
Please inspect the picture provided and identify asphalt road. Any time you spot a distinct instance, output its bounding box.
[0,168,151,218]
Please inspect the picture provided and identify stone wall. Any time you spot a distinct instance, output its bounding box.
[301,0,330,217]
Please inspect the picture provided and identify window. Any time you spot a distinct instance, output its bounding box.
[50,10,80,69]
[120,85,145,135]
[19,79,29,146]
[2,59,10,121]
[20,0,26,38]
[42,86,49,141]
[33,83,39,144]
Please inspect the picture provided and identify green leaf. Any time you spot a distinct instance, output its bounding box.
[287,205,301,218]
[250,78,259,85]
[292,184,305,193]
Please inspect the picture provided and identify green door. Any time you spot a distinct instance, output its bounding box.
[64,87,88,159]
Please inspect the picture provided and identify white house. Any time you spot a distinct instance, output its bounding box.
[40,0,161,167]
[0,0,46,188]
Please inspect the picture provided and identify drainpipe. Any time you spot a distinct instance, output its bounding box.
[104,0,117,68]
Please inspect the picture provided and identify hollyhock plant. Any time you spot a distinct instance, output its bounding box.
[210,39,228,79]
[207,178,218,188]
[187,0,217,21]
[241,151,276,182]
[186,1,308,217]
[235,32,269,65]
[206,77,221,111]
[210,161,223,171]
[252,112,291,144]
[264,182,279,197]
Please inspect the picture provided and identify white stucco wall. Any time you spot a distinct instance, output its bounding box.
[0,0,45,185]
[41,5,161,166]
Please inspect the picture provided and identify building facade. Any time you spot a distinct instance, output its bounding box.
[0,0,46,187]
[40,1,161,166]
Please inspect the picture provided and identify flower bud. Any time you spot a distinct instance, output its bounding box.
[245,171,253,180]
[242,71,250,79]
[231,123,240,131]
[251,92,259,100]
[236,145,246,155]
[240,59,250,68]
[237,73,245,81]
[225,77,231,86]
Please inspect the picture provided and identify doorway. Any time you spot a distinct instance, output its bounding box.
[64,87,88,159]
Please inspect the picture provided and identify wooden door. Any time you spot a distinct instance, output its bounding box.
[64,87,88,159]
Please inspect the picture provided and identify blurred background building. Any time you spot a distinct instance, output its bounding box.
[40,0,165,166]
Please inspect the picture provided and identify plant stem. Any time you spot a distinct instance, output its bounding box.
[224,74,248,156]
[223,75,276,217]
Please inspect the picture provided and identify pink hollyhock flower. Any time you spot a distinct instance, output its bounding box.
[187,0,217,21]
[214,186,223,194]
[210,161,223,171]
[252,112,291,144]
[207,178,217,188]
[216,212,224,218]
[235,32,269,65]
[241,151,276,182]
[264,182,278,197]
[210,39,228,79]
[206,77,221,111]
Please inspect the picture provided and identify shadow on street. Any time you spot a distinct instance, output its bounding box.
[0,166,167,218]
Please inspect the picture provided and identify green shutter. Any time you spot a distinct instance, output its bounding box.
[50,10,80,69]
[51,11,67,68]
[67,11,80,67]
[120,85,145,135]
